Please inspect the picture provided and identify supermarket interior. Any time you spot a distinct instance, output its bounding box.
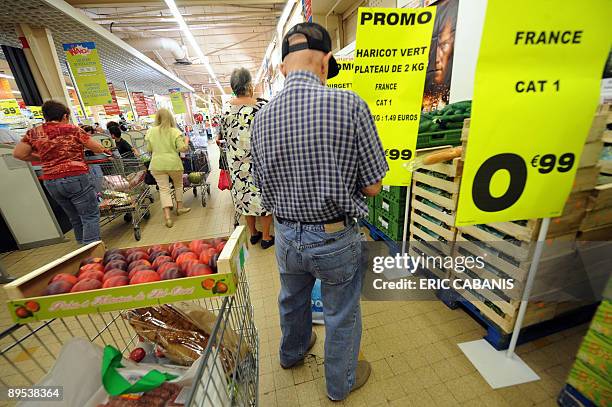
[0,0,610,406]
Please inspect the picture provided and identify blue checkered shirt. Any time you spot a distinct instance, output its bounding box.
[251,70,388,222]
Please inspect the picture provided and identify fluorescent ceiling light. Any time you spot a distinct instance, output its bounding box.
[0,73,14,79]
[255,0,296,84]
[164,0,225,95]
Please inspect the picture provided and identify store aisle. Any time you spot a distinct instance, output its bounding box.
[0,142,589,406]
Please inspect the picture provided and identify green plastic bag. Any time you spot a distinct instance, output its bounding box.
[101,345,178,396]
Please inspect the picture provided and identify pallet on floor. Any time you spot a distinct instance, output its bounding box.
[558,384,598,407]
[439,287,598,350]
[360,219,400,254]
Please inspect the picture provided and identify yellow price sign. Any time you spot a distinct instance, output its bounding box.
[29,106,43,119]
[353,7,436,186]
[0,99,22,117]
[455,0,611,226]
[326,57,353,91]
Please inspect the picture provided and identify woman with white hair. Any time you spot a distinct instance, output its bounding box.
[219,67,274,249]
[146,108,191,228]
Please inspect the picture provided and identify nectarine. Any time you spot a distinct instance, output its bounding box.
[102,275,129,288]
[129,270,160,285]
[199,247,217,265]
[104,259,127,272]
[127,259,152,272]
[187,264,213,277]
[176,252,198,266]
[78,270,104,282]
[149,250,170,262]
[50,273,77,285]
[79,263,104,276]
[104,253,126,263]
[157,262,179,275]
[171,246,190,259]
[152,255,173,269]
[128,265,154,279]
[126,251,149,263]
[147,244,168,255]
[160,268,186,280]
[103,269,128,282]
[45,280,74,295]
[80,257,103,267]
[70,278,102,292]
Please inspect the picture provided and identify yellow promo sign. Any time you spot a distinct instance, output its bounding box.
[353,7,436,186]
[63,42,112,106]
[0,99,21,117]
[455,0,611,226]
[326,57,353,91]
[28,106,43,120]
[169,88,186,114]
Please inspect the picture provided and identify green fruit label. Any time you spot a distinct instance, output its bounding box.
[7,273,236,324]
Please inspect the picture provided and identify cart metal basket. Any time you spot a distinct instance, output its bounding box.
[0,265,258,406]
[93,157,154,241]
[182,147,211,207]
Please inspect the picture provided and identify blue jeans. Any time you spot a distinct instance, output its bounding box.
[44,173,100,244]
[275,218,363,401]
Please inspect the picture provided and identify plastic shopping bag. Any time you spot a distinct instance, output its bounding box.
[218,169,231,191]
[312,279,324,325]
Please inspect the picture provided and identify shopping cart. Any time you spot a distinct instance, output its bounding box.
[219,142,241,227]
[94,157,154,241]
[182,146,211,207]
[0,265,259,406]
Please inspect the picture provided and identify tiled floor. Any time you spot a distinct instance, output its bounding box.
[0,142,586,406]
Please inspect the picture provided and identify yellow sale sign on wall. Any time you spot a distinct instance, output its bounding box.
[353,7,436,186]
[63,42,112,106]
[169,88,186,114]
[455,0,611,226]
[28,106,43,120]
[0,99,21,117]
[326,57,353,91]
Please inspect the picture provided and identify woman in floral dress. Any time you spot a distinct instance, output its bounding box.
[219,68,274,249]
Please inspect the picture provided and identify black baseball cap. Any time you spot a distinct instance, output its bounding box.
[281,22,339,79]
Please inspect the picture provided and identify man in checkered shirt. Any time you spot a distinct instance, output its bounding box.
[251,22,388,401]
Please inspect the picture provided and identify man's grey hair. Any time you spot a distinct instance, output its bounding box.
[230,68,252,97]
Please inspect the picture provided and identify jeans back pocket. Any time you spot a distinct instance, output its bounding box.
[310,240,361,285]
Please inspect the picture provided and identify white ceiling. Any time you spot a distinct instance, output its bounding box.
[67,0,287,95]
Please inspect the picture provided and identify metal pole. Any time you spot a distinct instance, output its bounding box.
[65,62,88,121]
[123,80,138,120]
[401,184,412,255]
[506,217,551,357]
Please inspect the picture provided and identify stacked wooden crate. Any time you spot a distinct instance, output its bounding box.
[448,112,606,334]
[579,104,612,240]
[408,153,463,279]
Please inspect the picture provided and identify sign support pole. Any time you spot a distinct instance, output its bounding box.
[65,62,88,121]
[124,80,138,121]
[456,218,550,389]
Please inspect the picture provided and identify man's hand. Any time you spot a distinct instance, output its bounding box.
[362,181,382,197]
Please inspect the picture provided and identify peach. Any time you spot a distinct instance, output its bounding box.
[149,250,170,262]
[208,253,219,272]
[187,264,213,277]
[129,270,160,285]
[199,247,217,265]
[79,263,104,275]
[180,259,200,273]
[176,252,198,266]
[70,278,102,292]
[126,251,149,263]
[215,241,226,254]
[104,249,124,261]
[189,240,212,255]
[102,275,129,288]
[50,273,77,285]
[152,255,173,270]
[103,269,128,282]
[160,268,186,280]
[157,262,179,275]
[127,259,152,272]
[78,270,104,282]
[104,259,128,272]
[171,246,190,260]
[147,244,168,255]
[104,253,126,263]
[168,242,186,254]
[80,257,103,267]
[128,265,154,279]
[45,280,74,295]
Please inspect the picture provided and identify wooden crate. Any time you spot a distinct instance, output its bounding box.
[409,156,463,255]
[409,238,449,279]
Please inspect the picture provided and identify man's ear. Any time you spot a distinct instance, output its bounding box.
[280,62,287,77]
[321,52,332,76]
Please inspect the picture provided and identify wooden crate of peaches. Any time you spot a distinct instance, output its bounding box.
[46,238,229,294]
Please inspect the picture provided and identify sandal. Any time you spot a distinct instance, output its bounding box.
[261,236,275,249]
[250,231,262,245]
